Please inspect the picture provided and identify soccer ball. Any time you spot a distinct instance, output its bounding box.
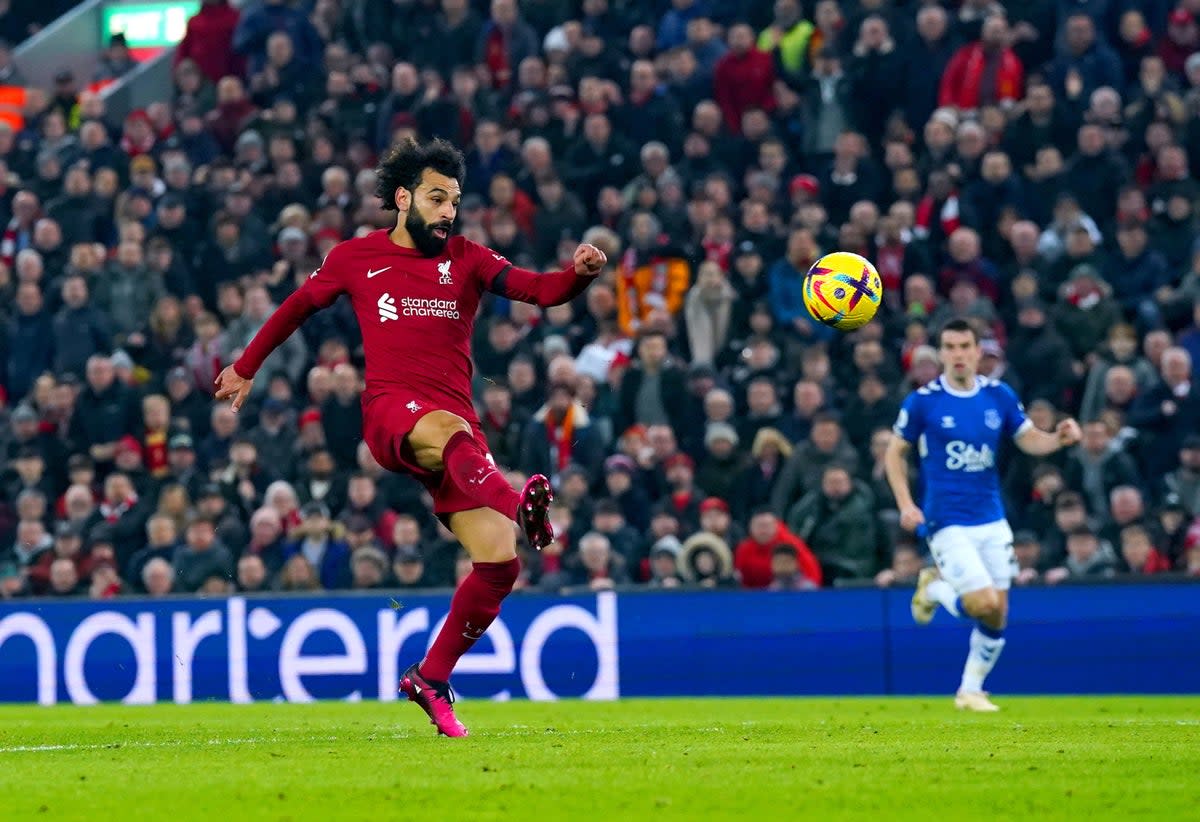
[802,251,883,331]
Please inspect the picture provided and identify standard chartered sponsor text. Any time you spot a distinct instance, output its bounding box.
[400,297,460,318]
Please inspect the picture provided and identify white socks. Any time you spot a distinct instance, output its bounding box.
[960,626,1006,693]
[925,579,961,617]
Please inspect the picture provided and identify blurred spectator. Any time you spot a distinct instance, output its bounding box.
[732,426,790,521]
[734,507,821,589]
[520,379,603,483]
[142,557,176,596]
[125,514,180,594]
[770,412,859,514]
[786,464,881,584]
[1008,297,1076,407]
[678,531,735,588]
[85,472,148,568]
[1045,524,1117,583]
[233,0,322,76]
[714,24,775,134]
[695,423,743,504]
[1011,530,1044,585]
[350,547,388,590]
[94,33,137,83]
[282,501,350,590]
[684,261,739,365]
[615,212,690,336]
[1159,8,1199,77]
[26,521,83,595]
[279,553,321,591]
[1046,14,1123,102]
[768,228,831,343]
[939,16,1024,112]
[1079,323,1157,422]
[1104,221,1169,330]
[1129,347,1200,478]
[767,544,818,591]
[476,0,540,92]
[846,16,904,148]
[89,562,122,599]
[874,541,922,588]
[391,545,432,590]
[1118,524,1173,575]
[543,530,629,591]
[616,330,687,436]
[1064,420,1144,517]
[173,515,234,593]
[647,535,683,588]
[53,278,111,377]
[175,0,243,85]
[233,554,267,593]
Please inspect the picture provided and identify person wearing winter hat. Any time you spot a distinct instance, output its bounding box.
[648,535,684,588]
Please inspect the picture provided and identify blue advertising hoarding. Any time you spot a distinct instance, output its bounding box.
[0,585,1196,705]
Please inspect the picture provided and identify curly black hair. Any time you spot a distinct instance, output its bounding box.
[374,137,467,211]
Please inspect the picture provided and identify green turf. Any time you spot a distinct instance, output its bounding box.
[0,697,1196,821]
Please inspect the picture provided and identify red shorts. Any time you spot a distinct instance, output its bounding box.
[361,392,493,517]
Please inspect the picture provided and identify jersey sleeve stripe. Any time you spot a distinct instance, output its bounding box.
[489,264,514,297]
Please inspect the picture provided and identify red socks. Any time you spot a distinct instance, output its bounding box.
[419,433,524,681]
[421,557,521,681]
[442,430,521,520]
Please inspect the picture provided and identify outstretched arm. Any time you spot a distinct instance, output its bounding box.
[1015,418,1081,456]
[233,288,321,380]
[216,289,321,411]
[217,259,345,410]
[486,243,607,307]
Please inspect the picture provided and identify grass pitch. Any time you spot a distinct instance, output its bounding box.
[0,697,1196,821]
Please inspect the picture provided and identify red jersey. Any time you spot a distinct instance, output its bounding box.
[234,231,595,420]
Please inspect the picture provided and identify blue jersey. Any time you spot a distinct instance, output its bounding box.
[893,375,1031,532]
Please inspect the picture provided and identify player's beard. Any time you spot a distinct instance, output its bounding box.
[405,206,453,257]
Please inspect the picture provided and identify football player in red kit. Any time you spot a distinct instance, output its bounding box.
[214,138,605,736]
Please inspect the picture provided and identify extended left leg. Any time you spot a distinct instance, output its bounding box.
[956,587,1007,710]
[400,507,520,737]
[954,524,1017,711]
[422,507,519,680]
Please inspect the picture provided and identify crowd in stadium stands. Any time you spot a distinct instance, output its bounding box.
[0,3,73,48]
[3,0,1200,600]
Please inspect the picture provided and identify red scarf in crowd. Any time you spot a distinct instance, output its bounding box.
[702,238,733,272]
[941,44,1023,109]
[99,493,138,523]
[914,192,960,240]
[545,405,576,473]
[1,215,31,267]
[144,428,169,478]
[485,27,510,89]
[875,241,905,299]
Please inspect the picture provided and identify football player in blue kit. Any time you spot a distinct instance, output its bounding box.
[885,319,1081,711]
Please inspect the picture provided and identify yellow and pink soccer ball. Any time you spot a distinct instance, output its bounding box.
[802,251,883,331]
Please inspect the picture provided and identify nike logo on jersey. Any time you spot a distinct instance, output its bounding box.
[367,266,392,278]
[378,293,398,322]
